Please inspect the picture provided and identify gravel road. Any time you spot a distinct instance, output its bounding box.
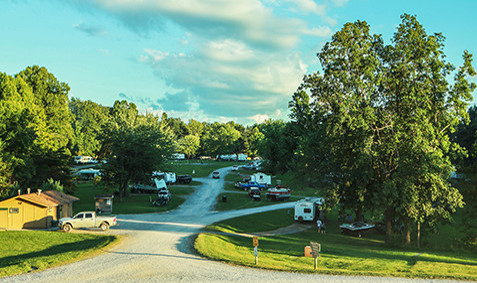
[3,167,462,282]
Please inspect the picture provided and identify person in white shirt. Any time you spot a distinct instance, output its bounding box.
[317,219,322,233]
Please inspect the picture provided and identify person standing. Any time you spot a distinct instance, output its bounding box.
[317,219,322,233]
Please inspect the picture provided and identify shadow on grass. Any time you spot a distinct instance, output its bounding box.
[0,237,114,269]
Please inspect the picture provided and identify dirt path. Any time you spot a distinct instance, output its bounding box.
[3,167,459,282]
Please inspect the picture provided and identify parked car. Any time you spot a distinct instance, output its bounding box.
[249,188,261,201]
[239,181,267,191]
[212,171,220,179]
[59,211,117,232]
[176,174,192,184]
[232,165,239,171]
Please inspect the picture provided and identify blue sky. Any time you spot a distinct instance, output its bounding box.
[1,0,476,125]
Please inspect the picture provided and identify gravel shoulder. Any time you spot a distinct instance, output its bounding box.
[3,167,461,282]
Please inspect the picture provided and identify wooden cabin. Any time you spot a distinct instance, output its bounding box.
[0,190,79,230]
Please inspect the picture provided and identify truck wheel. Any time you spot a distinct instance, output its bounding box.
[100,223,109,231]
[298,216,304,222]
[63,224,72,233]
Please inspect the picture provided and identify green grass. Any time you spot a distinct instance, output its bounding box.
[0,231,117,278]
[207,209,295,233]
[195,210,477,280]
[73,182,197,214]
[215,191,300,211]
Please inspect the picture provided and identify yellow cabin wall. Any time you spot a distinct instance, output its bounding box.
[0,197,56,230]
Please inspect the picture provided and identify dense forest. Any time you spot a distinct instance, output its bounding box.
[0,14,475,247]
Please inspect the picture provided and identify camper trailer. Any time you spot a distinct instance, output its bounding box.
[131,178,168,194]
[294,198,325,222]
[251,172,271,186]
[153,172,176,185]
[74,156,96,164]
[171,153,185,160]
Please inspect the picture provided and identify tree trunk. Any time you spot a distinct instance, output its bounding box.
[385,209,394,245]
[405,217,411,245]
[355,206,363,222]
[416,222,421,249]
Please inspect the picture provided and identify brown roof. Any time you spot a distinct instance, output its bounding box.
[16,190,79,208]
[43,190,79,204]
[18,193,59,207]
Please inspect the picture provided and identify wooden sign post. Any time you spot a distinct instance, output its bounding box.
[253,236,259,265]
[310,241,321,270]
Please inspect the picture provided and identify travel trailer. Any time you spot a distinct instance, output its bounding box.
[294,198,325,222]
[251,172,271,186]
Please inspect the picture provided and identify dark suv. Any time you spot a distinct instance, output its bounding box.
[176,175,192,184]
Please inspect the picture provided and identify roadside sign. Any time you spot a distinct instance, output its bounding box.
[253,236,259,247]
[310,241,321,270]
[310,241,321,257]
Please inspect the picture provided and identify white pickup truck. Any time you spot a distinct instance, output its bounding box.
[59,211,117,232]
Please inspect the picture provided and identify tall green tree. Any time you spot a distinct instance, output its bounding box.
[70,98,110,157]
[101,114,174,201]
[290,15,475,244]
[176,134,200,158]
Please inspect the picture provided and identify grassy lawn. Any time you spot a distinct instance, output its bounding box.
[215,191,300,211]
[206,209,295,233]
[195,210,477,280]
[0,231,117,278]
[73,182,197,214]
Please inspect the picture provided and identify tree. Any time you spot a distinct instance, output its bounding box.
[202,122,241,156]
[257,120,297,174]
[290,14,475,244]
[16,66,74,152]
[176,135,200,158]
[70,98,110,157]
[101,114,173,201]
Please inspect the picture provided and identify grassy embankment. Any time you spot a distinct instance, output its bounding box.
[195,208,477,280]
[0,231,117,278]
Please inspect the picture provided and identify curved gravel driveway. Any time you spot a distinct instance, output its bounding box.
[4,167,461,282]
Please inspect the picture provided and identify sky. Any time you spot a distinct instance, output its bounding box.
[1,0,476,125]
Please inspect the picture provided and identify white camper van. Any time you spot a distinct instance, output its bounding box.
[294,197,325,222]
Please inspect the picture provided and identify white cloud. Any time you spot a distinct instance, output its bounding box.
[302,26,333,37]
[249,114,270,124]
[82,0,308,49]
[283,0,326,15]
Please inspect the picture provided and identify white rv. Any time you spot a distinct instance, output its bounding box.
[294,198,325,222]
[237,154,248,161]
[74,156,95,164]
[153,172,176,185]
[251,172,271,186]
[171,153,185,160]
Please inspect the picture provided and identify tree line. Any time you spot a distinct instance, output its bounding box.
[0,66,265,199]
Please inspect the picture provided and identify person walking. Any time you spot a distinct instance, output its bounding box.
[316,219,322,233]
[321,221,326,234]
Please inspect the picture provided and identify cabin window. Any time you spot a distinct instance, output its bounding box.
[85,213,93,218]
[304,208,311,213]
[9,208,19,214]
